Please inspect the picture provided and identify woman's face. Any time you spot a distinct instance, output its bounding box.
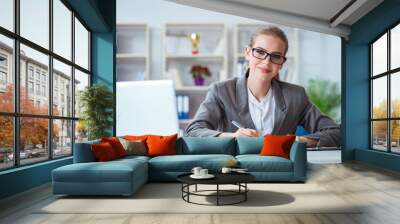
[245,34,287,82]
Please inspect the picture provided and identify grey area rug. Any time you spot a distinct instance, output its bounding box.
[38,183,362,214]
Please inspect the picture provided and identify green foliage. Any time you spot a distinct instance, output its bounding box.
[306,79,341,123]
[79,84,113,140]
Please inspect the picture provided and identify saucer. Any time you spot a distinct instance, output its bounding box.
[190,174,215,179]
[232,170,249,174]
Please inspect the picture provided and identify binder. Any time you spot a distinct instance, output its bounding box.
[177,95,183,119]
[183,95,189,119]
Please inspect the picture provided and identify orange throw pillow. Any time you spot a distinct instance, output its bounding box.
[91,142,117,161]
[146,134,178,157]
[124,135,149,141]
[260,134,296,159]
[101,137,127,158]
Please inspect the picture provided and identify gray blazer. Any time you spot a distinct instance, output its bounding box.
[185,76,340,147]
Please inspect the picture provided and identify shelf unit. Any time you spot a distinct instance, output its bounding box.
[116,23,150,81]
[162,23,228,129]
[234,23,299,81]
[163,23,227,88]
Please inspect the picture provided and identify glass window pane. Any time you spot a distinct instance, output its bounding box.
[20,0,49,49]
[372,77,387,119]
[0,34,14,113]
[391,24,400,70]
[20,44,49,115]
[391,120,400,153]
[53,119,72,157]
[53,0,71,60]
[53,59,72,117]
[0,116,14,170]
[74,69,89,118]
[372,121,388,151]
[75,120,88,143]
[391,72,400,118]
[0,0,14,31]
[75,18,89,70]
[20,117,49,165]
[372,33,387,76]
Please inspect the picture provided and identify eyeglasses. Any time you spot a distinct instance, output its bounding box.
[251,48,286,65]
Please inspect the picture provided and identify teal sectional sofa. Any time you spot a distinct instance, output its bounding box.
[52,137,307,196]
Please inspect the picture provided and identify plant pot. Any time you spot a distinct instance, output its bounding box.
[194,78,204,86]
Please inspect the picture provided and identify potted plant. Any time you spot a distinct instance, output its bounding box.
[190,65,211,86]
[79,84,113,140]
[306,79,341,123]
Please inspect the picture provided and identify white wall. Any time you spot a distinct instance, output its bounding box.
[299,31,341,88]
[117,0,341,87]
[117,0,259,81]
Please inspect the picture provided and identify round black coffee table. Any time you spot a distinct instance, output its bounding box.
[177,173,255,206]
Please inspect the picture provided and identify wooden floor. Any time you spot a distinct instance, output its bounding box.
[1,161,400,224]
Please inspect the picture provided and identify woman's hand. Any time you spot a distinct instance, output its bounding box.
[219,128,259,137]
[296,136,318,147]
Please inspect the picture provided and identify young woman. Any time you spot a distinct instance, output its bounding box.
[185,26,340,147]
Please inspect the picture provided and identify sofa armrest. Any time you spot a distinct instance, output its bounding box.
[289,141,307,181]
[73,141,98,163]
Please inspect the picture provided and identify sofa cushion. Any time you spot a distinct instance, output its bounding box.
[114,155,150,164]
[147,134,178,157]
[91,142,118,161]
[236,155,293,172]
[260,135,296,159]
[148,154,235,172]
[118,138,147,156]
[101,137,127,158]
[124,135,150,148]
[236,137,263,155]
[178,137,235,155]
[52,159,147,183]
[124,135,149,141]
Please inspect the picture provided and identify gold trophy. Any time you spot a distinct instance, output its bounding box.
[189,33,200,55]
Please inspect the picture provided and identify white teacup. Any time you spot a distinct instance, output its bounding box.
[191,167,202,176]
[221,167,232,174]
[199,169,208,176]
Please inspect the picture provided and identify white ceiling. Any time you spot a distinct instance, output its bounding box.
[226,0,352,23]
[166,0,384,38]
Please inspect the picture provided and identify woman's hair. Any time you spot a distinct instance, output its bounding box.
[248,25,289,55]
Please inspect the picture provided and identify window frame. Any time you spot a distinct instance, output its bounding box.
[0,0,92,171]
[370,20,400,154]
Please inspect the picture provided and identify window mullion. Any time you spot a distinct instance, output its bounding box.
[49,0,54,160]
[387,30,391,152]
[13,0,20,167]
[370,45,373,149]
[71,10,76,155]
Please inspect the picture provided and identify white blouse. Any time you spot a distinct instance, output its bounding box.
[247,87,275,136]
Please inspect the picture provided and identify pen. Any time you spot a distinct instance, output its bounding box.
[231,120,245,129]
